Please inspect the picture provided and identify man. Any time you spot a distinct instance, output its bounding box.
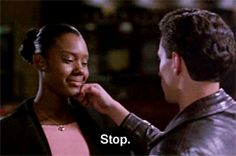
[77,8,236,155]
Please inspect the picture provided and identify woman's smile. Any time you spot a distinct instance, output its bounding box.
[67,77,84,87]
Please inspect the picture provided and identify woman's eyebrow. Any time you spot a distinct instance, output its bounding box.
[61,50,75,55]
[61,50,89,59]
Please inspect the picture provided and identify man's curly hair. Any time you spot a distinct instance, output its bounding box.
[159,8,236,81]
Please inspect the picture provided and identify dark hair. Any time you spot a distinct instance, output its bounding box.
[159,8,236,81]
[19,24,81,64]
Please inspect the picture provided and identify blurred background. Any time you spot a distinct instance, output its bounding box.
[1,0,235,129]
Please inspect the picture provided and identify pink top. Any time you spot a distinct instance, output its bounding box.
[42,122,90,156]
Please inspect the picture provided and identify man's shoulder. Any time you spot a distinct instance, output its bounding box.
[155,112,236,155]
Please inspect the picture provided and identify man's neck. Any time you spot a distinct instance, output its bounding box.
[178,82,220,112]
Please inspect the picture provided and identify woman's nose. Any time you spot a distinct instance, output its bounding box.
[74,61,84,73]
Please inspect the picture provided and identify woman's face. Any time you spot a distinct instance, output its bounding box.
[42,33,89,97]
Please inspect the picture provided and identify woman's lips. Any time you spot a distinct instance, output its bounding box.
[68,81,82,87]
[67,78,84,87]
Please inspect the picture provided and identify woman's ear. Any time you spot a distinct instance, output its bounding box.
[33,53,46,71]
[171,52,181,75]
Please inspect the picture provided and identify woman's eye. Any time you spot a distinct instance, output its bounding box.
[63,58,74,63]
[82,62,88,66]
[62,55,74,62]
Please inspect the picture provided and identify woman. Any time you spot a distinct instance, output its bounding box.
[0,24,131,155]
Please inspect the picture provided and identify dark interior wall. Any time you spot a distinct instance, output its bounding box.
[1,1,42,102]
[1,0,235,128]
[2,1,235,102]
[40,1,166,101]
[0,1,177,128]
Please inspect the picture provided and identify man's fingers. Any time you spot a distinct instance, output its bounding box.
[76,94,89,107]
[80,84,100,98]
[75,83,103,107]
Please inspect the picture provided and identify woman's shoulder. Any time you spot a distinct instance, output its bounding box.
[0,97,35,124]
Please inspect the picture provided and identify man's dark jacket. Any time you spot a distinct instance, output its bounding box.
[121,89,236,155]
[0,98,132,155]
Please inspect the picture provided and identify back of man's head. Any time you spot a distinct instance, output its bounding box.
[159,8,235,82]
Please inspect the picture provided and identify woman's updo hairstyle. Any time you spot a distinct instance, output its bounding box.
[19,28,39,64]
[19,24,81,64]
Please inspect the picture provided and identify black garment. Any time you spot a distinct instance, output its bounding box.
[0,97,132,155]
[121,89,236,155]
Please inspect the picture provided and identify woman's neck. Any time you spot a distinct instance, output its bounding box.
[33,87,75,125]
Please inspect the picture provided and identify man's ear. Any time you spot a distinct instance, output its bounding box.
[171,52,181,75]
[33,53,46,71]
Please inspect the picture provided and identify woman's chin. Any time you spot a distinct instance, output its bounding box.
[67,86,81,96]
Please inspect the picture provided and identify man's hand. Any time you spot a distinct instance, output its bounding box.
[74,83,130,126]
[75,83,116,115]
